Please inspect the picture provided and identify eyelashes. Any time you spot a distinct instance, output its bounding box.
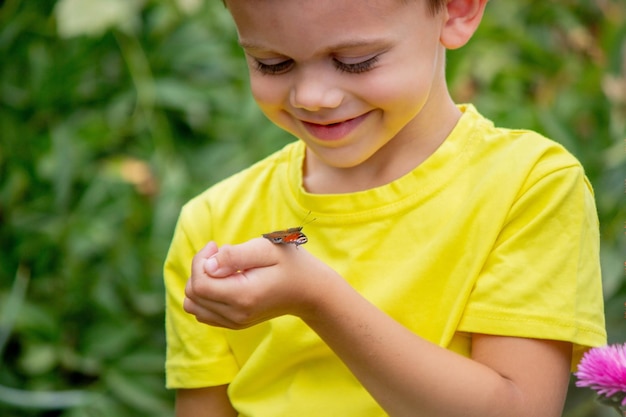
[334,56,379,74]
[254,59,293,75]
[253,55,379,75]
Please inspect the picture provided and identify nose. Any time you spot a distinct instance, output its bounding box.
[289,69,343,111]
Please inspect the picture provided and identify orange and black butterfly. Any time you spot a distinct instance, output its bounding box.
[262,213,314,247]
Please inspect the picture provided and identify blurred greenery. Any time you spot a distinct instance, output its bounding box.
[0,0,624,416]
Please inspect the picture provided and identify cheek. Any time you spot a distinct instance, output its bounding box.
[359,68,429,112]
[249,75,286,111]
[249,75,298,133]
[364,41,440,110]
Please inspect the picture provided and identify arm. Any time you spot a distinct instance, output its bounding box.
[184,239,572,417]
[176,385,237,417]
[299,271,572,417]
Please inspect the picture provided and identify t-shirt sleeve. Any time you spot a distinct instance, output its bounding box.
[457,164,606,370]
[164,199,240,389]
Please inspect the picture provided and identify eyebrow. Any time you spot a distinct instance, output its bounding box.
[238,38,391,54]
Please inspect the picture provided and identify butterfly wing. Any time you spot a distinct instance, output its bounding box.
[280,231,308,246]
[262,227,308,247]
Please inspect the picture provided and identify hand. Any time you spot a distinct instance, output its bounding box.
[183,238,337,329]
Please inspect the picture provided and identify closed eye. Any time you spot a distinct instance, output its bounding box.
[253,59,294,75]
[251,55,380,75]
[333,55,379,74]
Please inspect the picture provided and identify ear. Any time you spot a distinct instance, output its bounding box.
[440,0,488,50]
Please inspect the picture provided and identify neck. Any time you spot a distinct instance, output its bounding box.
[303,92,461,194]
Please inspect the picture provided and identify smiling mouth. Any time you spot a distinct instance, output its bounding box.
[301,112,370,141]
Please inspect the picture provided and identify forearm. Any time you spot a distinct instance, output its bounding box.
[176,386,237,417]
[300,277,524,417]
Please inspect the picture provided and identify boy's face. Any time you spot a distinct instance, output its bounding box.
[228,0,449,171]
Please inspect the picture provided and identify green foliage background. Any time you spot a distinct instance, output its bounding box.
[0,0,624,416]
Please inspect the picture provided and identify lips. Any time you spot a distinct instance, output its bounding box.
[301,112,370,141]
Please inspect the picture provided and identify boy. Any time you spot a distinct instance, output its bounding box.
[165,0,607,416]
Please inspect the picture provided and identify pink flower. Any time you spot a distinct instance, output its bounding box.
[575,343,626,406]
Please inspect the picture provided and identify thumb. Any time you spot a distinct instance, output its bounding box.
[204,238,279,277]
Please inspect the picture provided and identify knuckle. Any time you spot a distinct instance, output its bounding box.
[237,289,254,305]
[232,311,253,327]
[186,276,208,299]
[185,278,197,298]
[182,296,196,315]
[191,250,206,265]
[230,296,258,325]
[217,244,239,270]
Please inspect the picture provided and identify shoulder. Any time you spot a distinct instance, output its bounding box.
[173,141,302,247]
[203,141,297,197]
[462,104,581,169]
[183,141,300,217]
[459,104,589,194]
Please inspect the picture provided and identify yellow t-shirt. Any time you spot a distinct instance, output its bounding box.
[164,105,606,416]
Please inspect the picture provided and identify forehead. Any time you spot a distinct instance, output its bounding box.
[227,0,423,55]
[227,0,402,28]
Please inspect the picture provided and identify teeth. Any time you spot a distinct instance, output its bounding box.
[324,120,345,126]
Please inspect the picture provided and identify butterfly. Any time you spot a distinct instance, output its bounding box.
[262,213,315,247]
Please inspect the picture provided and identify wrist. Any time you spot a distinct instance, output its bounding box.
[294,266,354,325]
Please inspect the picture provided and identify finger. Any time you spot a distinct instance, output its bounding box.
[187,241,222,305]
[183,295,244,329]
[191,241,219,278]
[204,238,279,277]
[197,241,219,260]
[184,277,270,330]
[186,263,236,306]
